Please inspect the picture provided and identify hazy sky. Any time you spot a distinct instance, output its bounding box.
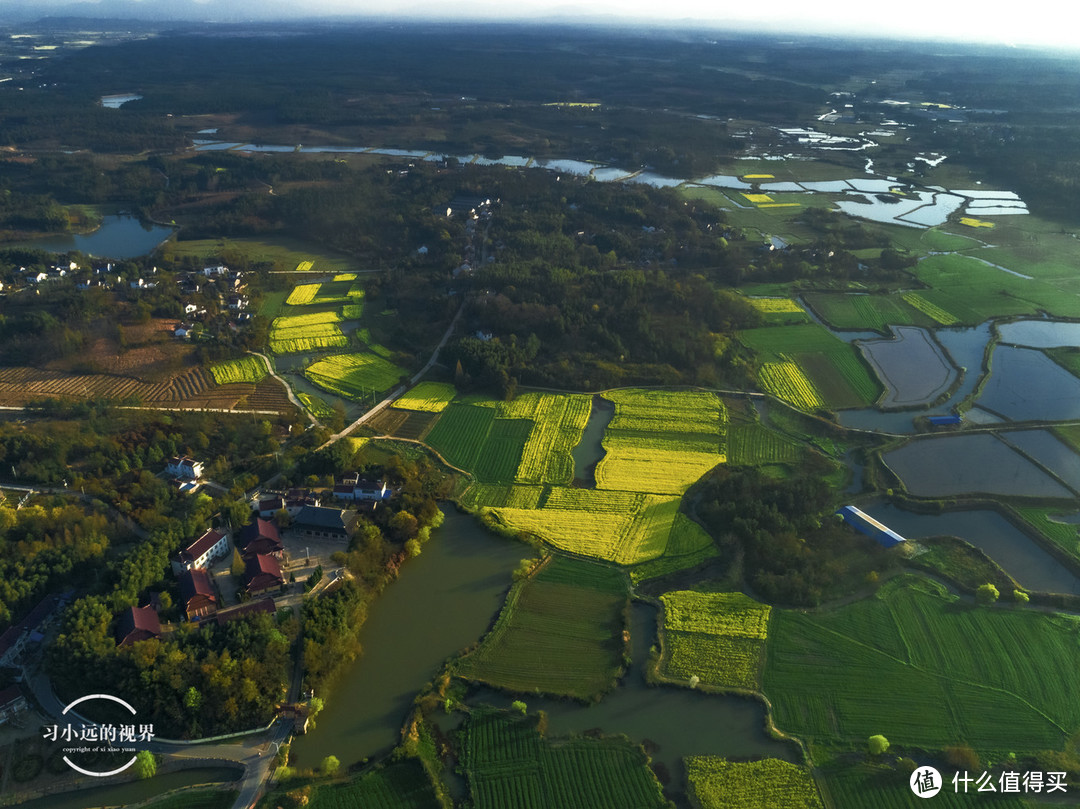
[6,0,1078,51]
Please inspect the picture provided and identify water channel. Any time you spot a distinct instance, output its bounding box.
[467,602,799,797]
[18,214,175,259]
[290,508,525,768]
[570,395,614,485]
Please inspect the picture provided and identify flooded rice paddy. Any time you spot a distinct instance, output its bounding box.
[857,326,958,409]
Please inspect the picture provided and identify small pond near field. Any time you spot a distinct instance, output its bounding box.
[882,433,1074,499]
[290,508,526,768]
[856,326,958,409]
[467,602,799,797]
[17,766,242,809]
[997,320,1080,348]
[860,501,1080,595]
[571,395,614,485]
[975,345,1080,422]
[18,214,175,259]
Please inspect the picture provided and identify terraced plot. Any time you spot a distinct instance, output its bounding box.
[304,352,407,398]
[659,591,771,691]
[687,758,823,809]
[269,311,348,354]
[455,557,628,699]
[209,356,267,385]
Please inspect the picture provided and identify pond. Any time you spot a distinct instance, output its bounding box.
[860,501,1080,595]
[570,395,614,486]
[290,509,525,769]
[856,326,958,409]
[467,602,799,797]
[999,430,1080,492]
[18,214,175,259]
[997,320,1080,348]
[975,345,1080,422]
[100,93,142,108]
[17,766,242,809]
[881,433,1074,499]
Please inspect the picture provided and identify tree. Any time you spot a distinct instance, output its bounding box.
[321,755,340,776]
[868,735,890,756]
[511,700,527,715]
[976,583,1000,605]
[184,686,202,712]
[135,750,157,779]
[1013,589,1030,604]
[231,548,245,578]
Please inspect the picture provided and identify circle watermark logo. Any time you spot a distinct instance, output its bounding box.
[41,693,154,777]
[910,766,943,798]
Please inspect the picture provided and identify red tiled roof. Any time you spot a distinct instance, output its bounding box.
[181,529,226,563]
[244,554,283,593]
[179,568,216,603]
[116,605,162,646]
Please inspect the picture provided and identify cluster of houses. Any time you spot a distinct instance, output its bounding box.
[173,265,252,339]
[0,592,71,726]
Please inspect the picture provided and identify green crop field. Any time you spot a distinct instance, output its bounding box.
[803,293,931,332]
[297,391,336,420]
[455,557,628,699]
[739,324,880,409]
[259,760,440,809]
[498,393,591,484]
[462,710,667,809]
[728,423,804,464]
[763,576,1080,751]
[269,310,348,354]
[304,352,407,398]
[819,763,1027,809]
[686,757,823,809]
[426,404,498,469]
[473,418,532,483]
[604,388,724,434]
[1013,506,1080,565]
[165,235,355,274]
[209,356,268,385]
[659,592,771,690]
[395,382,457,413]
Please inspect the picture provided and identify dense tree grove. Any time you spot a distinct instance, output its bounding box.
[697,462,894,606]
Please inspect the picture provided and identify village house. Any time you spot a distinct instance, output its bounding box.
[166,456,204,480]
[115,605,163,647]
[257,495,286,519]
[285,489,320,516]
[243,554,284,596]
[235,518,284,558]
[293,505,359,542]
[333,476,389,502]
[178,568,217,620]
[171,528,231,574]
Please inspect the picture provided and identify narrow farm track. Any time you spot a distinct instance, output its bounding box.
[248,351,315,424]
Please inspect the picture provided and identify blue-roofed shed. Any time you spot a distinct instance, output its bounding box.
[928,414,962,426]
[837,506,906,548]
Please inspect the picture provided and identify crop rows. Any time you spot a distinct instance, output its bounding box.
[747,297,805,314]
[394,381,456,413]
[286,284,320,305]
[426,404,497,469]
[209,356,268,385]
[297,391,336,420]
[455,557,628,699]
[463,711,666,809]
[758,362,824,410]
[341,304,364,319]
[499,393,591,484]
[604,389,724,434]
[333,273,357,281]
[728,423,803,464]
[474,419,532,483]
[304,352,407,399]
[821,763,1026,809]
[294,260,314,272]
[460,483,544,510]
[269,310,347,354]
[686,757,823,809]
[763,576,1080,750]
[661,592,771,637]
[901,292,960,325]
[595,438,723,494]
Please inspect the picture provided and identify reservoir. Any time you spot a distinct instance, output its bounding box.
[18,214,175,259]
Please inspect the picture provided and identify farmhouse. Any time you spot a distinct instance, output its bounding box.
[837,506,907,548]
[178,568,218,620]
[293,505,359,542]
[333,476,389,503]
[171,528,231,574]
[285,489,320,515]
[244,554,284,595]
[257,496,286,519]
[236,518,284,558]
[115,605,162,646]
[166,456,204,480]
